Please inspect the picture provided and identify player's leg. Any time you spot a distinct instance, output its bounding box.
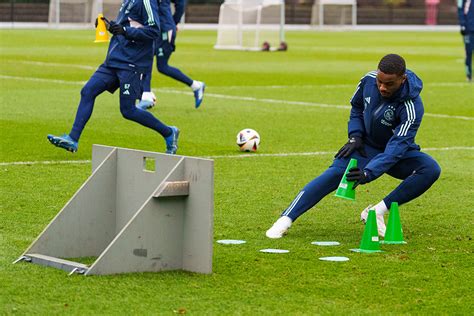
[384,150,441,208]
[463,32,473,81]
[360,151,440,237]
[156,30,205,108]
[47,64,116,152]
[266,148,375,238]
[117,69,179,154]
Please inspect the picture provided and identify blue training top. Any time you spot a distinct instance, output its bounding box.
[458,0,474,32]
[105,0,160,73]
[348,69,424,182]
[158,0,185,32]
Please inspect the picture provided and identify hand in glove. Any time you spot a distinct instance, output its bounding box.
[108,21,126,36]
[345,167,368,189]
[460,26,467,36]
[94,16,107,28]
[334,136,367,159]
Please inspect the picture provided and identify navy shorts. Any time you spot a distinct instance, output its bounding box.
[91,64,143,100]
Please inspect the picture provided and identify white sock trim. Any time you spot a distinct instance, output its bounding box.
[191,81,201,91]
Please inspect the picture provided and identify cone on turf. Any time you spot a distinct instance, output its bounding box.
[335,158,357,201]
[94,14,109,43]
[381,202,407,244]
[350,209,382,253]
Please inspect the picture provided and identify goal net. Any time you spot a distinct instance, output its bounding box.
[215,0,285,51]
[48,0,121,26]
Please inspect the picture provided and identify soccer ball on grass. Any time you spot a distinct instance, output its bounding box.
[236,128,260,152]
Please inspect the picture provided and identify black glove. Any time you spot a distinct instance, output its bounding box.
[460,26,467,36]
[108,21,126,36]
[346,167,368,189]
[94,16,106,28]
[334,136,367,159]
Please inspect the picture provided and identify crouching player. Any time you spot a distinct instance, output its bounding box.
[266,54,441,239]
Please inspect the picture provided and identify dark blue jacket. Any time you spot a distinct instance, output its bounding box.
[458,0,474,32]
[158,0,185,32]
[172,0,186,25]
[105,0,160,73]
[348,70,424,182]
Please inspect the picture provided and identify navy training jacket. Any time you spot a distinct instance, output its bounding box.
[458,0,474,32]
[172,0,186,25]
[348,69,424,182]
[158,0,185,32]
[105,0,160,73]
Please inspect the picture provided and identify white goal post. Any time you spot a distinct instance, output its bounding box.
[214,0,285,51]
[311,0,357,27]
[48,0,121,26]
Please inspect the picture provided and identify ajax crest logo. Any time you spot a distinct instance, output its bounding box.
[381,105,396,127]
[384,108,395,121]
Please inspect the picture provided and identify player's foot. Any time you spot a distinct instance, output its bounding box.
[137,91,156,111]
[193,82,205,109]
[165,126,179,154]
[266,216,292,239]
[360,205,386,237]
[47,134,78,153]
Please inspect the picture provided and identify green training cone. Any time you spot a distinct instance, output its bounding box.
[350,210,382,253]
[335,158,357,201]
[381,202,407,244]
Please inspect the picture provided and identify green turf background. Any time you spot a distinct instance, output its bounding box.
[1,29,473,314]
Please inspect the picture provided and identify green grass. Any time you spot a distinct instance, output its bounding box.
[1,29,473,314]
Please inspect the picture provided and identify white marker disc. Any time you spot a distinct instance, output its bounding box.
[319,256,349,262]
[259,249,289,253]
[311,241,340,246]
[216,240,246,245]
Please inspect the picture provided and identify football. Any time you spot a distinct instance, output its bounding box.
[236,128,260,152]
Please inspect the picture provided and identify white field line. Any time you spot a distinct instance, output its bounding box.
[1,75,473,121]
[0,75,86,86]
[158,88,474,121]
[14,60,96,70]
[215,82,472,89]
[1,146,473,166]
[3,60,471,88]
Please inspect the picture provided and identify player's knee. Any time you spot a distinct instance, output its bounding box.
[81,84,96,98]
[157,62,171,75]
[422,160,441,184]
[430,161,441,182]
[120,106,137,120]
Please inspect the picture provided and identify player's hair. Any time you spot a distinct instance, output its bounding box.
[378,54,406,76]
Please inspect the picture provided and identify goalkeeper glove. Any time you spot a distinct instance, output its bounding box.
[346,167,368,189]
[335,136,367,159]
[108,21,126,36]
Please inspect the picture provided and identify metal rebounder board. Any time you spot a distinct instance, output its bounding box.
[14,145,214,275]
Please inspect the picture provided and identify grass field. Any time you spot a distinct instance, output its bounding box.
[1,29,473,314]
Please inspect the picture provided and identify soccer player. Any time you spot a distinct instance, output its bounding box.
[47,0,180,155]
[266,54,441,239]
[137,0,205,110]
[458,0,474,82]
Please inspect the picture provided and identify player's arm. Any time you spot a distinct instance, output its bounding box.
[334,74,369,159]
[123,0,160,41]
[363,97,424,182]
[172,0,186,25]
[347,76,366,138]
